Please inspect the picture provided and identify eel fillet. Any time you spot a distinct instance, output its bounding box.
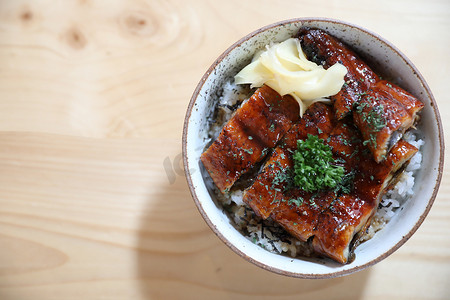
[298,28,379,120]
[201,85,299,193]
[242,103,418,263]
[298,28,423,162]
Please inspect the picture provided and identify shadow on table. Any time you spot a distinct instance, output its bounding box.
[136,176,371,299]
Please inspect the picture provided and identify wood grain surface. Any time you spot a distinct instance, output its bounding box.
[0,0,449,299]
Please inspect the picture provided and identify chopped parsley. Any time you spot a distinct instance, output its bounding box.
[271,166,294,192]
[356,91,367,98]
[355,102,387,148]
[365,104,387,132]
[309,198,318,208]
[269,123,275,132]
[242,148,254,155]
[333,169,356,194]
[293,134,345,193]
[288,197,304,207]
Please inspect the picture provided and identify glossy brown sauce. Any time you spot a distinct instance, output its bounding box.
[201,29,423,264]
[299,29,424,163]
[201,85,299,193]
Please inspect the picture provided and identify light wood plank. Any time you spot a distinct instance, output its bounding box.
[0,0,449,299]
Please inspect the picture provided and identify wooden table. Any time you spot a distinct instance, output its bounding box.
[0,0,449,299]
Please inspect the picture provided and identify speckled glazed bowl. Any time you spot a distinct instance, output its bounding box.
[182,18,444,278]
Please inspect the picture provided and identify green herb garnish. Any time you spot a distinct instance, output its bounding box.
[242,148,253,155]
[365,104,387,132]
[333,169,356,194]
[288,197,304,207]
[355,102,387,148]
[272,167,291,189]
[293,134,345,192]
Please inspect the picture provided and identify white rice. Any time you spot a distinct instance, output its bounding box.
[208,82,251,139]
[209,81,424,257]
[363,131,424,237]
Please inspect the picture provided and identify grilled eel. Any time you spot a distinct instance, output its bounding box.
[298,28,379,120]
[298,29,423,162]
[242,102,418,264]
[201,85,299,193]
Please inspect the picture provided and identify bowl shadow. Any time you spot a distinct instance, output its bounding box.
[136,172,371,299]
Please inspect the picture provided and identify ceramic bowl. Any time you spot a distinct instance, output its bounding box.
[182,18,444,278]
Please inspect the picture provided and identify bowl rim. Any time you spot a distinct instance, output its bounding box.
[182,17,445,279]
